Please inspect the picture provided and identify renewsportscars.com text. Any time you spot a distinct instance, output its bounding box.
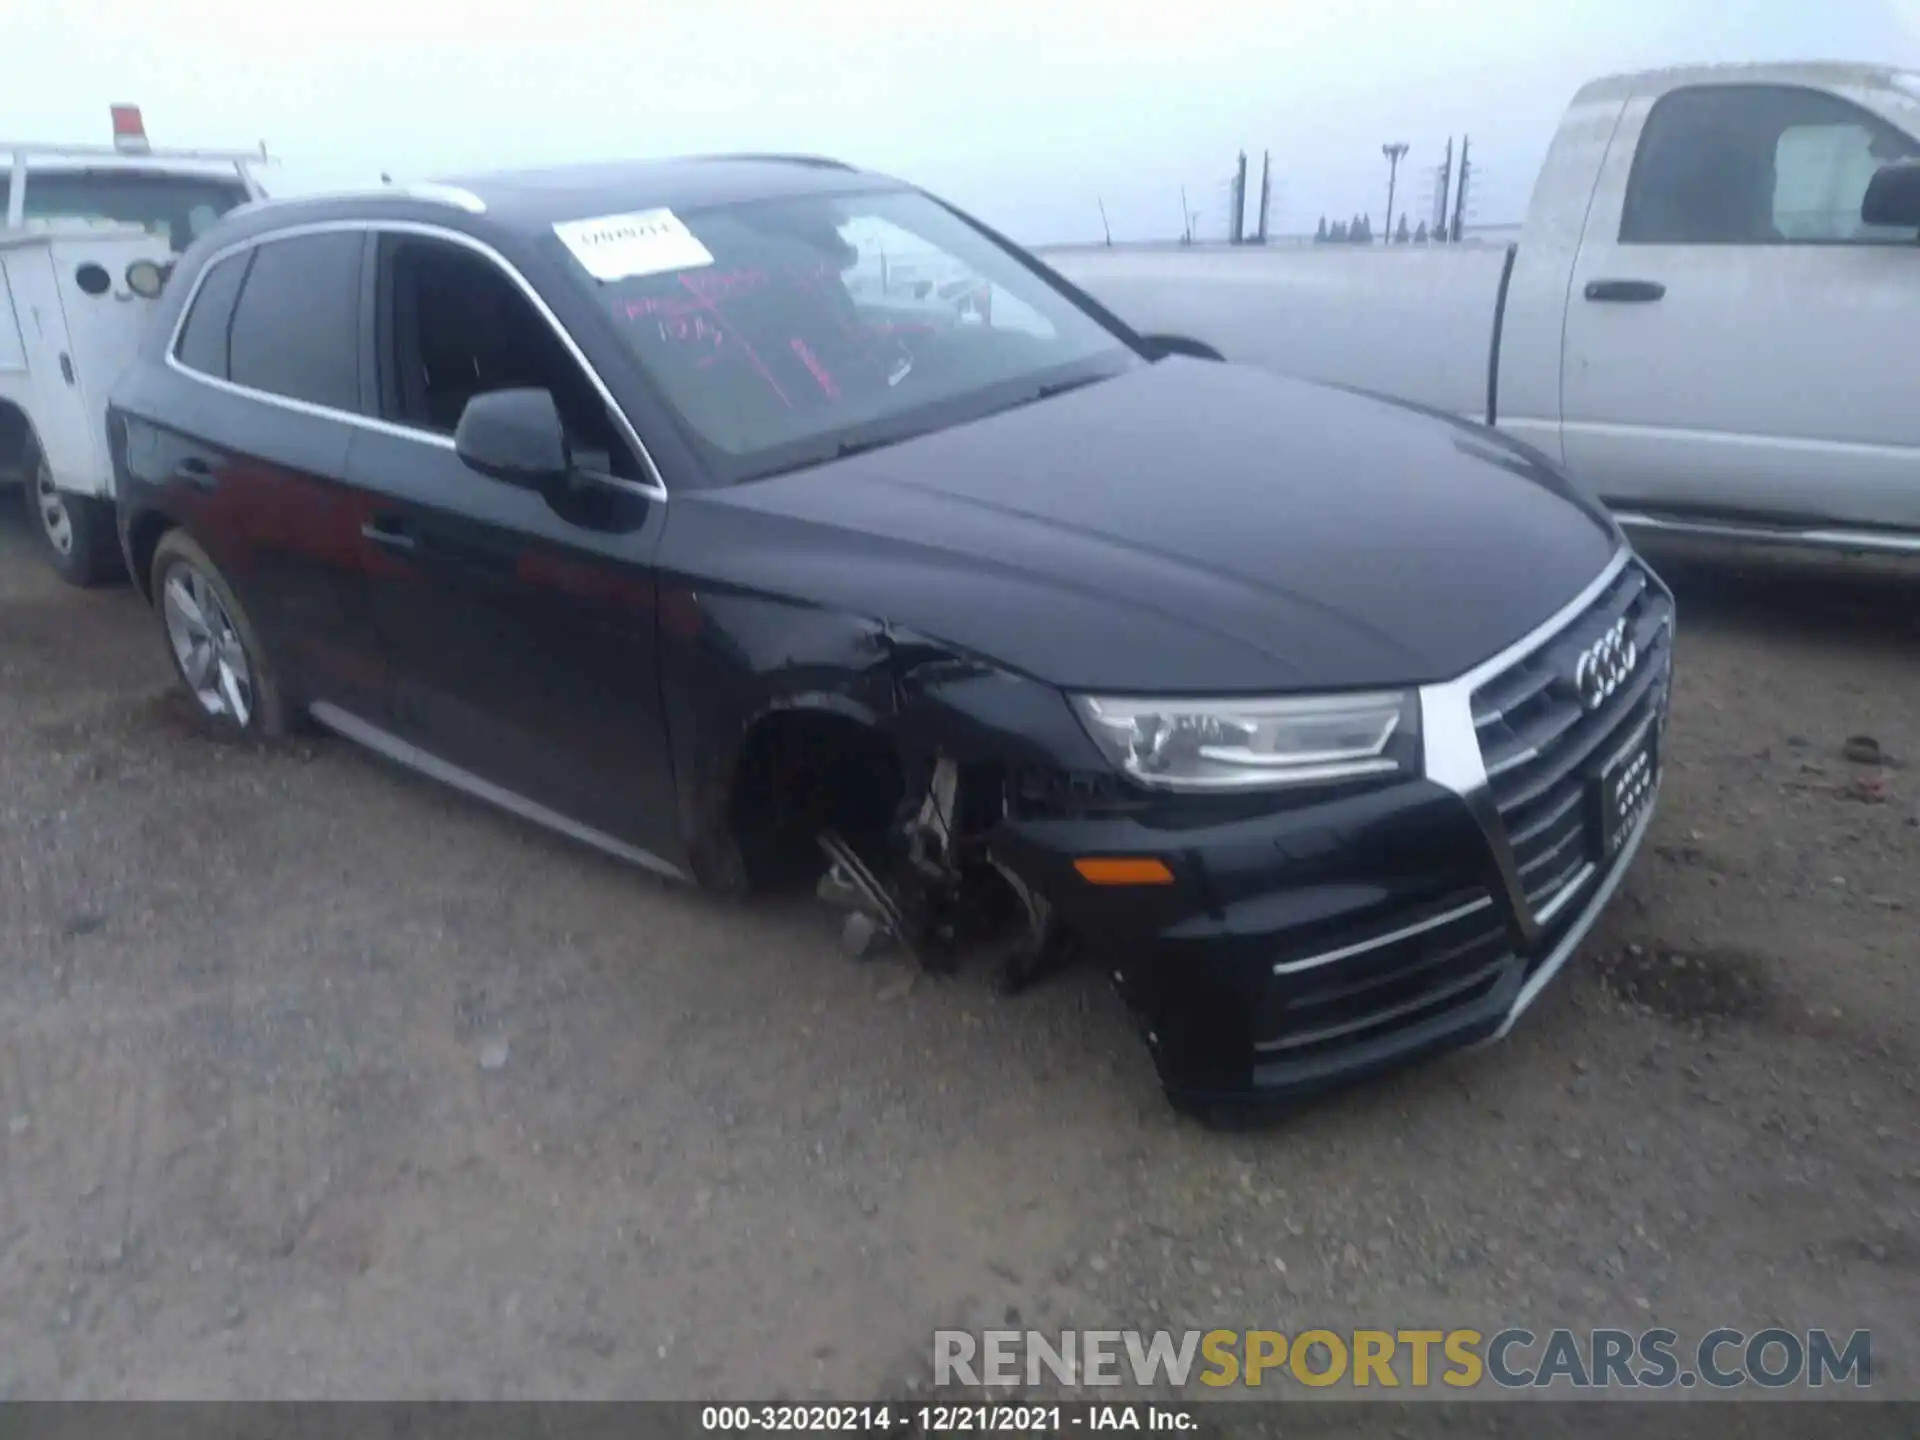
[934,1327,1872,1392]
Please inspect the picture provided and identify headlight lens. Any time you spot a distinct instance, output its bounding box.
[1070,690,1411,791]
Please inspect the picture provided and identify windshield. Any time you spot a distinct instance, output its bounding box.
[1,170,248,253]
[560,187,1135,482]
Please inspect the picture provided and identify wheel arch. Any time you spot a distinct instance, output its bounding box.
[123,505,180,601]
[0,398,40,482]
[664,589,1101,894]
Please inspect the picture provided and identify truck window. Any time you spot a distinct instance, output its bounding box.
[173,250,254,382]
[226,232,364,414]
[1,170,247,253]
[1621,84,1920,245]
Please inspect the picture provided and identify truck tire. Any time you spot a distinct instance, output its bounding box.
[149,529,292,739]
[26,448,126,587]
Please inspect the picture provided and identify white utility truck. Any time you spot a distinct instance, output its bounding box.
[1048,62,1920,557]
[2,106,268,583]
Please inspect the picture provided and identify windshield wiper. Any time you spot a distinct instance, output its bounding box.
[736,372,1119,485]
[1033,373,1111,401]
[740,430,924,484]
[968,370,1115,424]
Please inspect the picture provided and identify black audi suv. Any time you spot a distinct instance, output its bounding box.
[107,156,1674,1116]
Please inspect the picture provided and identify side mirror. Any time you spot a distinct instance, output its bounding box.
[454,388,571,487]
[1140,333,1225,363]
[1861,158,1920,229]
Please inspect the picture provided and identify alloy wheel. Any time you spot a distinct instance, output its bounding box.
[161,564,254,726]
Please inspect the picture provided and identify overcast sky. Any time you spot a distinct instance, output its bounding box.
[8,0,1920,243]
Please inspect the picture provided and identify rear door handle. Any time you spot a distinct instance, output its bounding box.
[360,518,417,554]
[1583,279,1666,303]
[173,456,218,490]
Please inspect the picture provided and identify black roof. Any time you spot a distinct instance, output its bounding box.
[449,154,904,228]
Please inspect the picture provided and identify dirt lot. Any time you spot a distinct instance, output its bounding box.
[0,504,1916,1403]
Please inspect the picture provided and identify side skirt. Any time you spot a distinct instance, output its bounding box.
[307,701,690,884]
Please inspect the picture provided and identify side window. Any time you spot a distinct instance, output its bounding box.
[226,231,364,412]
[173,250,254,381]
[375,234,638,480]
[1621,84,1920,244]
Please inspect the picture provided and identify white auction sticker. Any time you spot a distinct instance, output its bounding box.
[553,208,714,282]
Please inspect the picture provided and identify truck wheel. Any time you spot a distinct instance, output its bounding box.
[26,449,126,587]
[150,530,290,739]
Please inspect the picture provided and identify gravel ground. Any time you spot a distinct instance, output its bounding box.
[0,505,1916,1404]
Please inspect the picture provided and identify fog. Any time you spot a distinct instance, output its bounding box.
[8,0,1919,242]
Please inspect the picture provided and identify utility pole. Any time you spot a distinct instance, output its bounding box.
[1381,143,1409,247]
[1098,198,1112,247]
[1230,151,1248,244]
[1432,137,1453,242]
[1256,151,1272,244]
[1451,134,1472,243]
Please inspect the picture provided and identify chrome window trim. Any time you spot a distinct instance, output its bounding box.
[1416,546,1668,946]
[163,216,669,502]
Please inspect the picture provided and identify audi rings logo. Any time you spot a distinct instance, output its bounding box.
[1574,618,1637,712]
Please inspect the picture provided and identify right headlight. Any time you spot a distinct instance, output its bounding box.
[1069,690,1413,792]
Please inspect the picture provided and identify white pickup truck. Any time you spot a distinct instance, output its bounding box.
[2,108,267,583]
[1047,62,1920,557]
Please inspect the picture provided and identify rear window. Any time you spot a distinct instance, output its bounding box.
[560,188,1131,482]
[1,170,247,253]
[174,250,254,381]
[225,232,364,413]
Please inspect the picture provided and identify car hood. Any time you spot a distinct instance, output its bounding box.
[679,359,1619,693]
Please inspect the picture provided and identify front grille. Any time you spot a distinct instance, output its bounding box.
[1257,887,1513,1059]
[1472,560,1674,925]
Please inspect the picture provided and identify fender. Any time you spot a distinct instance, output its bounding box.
[657,580,1113,887]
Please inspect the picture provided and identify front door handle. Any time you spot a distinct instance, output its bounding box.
[360,518,417,554]
[1584,279,1666,303]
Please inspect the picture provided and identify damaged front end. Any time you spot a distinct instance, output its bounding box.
[665,591,1167,1073]
[815,754,1076,993]
[809,635,1098,995]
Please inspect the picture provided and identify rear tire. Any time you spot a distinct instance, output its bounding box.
[26,447,125,587]
[150,530,291,739]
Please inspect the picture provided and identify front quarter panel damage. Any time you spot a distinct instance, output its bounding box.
[656,572,1109,900]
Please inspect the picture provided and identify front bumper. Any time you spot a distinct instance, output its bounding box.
[995,548,1674,1106]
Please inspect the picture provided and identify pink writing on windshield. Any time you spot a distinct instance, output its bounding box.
[678,273,791,407]
[680,267,771,303]
[790,337,840,399]
[654,314,725,349]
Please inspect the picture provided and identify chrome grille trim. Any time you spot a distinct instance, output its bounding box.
[1256,957,1509,1054]
[1270,894,1494,976]
[1533,861,1595,926]
[1418,546,1674,945]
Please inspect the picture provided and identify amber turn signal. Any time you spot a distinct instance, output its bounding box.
[1073,857,1175,886]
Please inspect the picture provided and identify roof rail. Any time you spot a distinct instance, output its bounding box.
[227,183,488,218]
[390,182,487,213]
[692,153,858,171]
